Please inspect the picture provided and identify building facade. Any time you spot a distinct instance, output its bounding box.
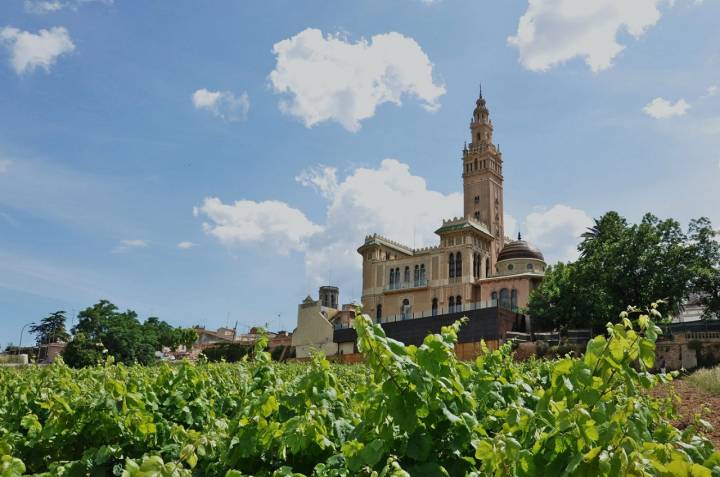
[358,91,546,323]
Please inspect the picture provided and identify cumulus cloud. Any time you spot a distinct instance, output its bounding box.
[508,0,670,72]
[0,159,11,174]
[643,97,690,119]
[0,26,75,74]
[295,166,338,199]
[704,85,718,98]
[112,239,148,254]
[524,204,593,262]
[269,28,446,131]
[24,0,112,13]
[177,241,197,249]
[197,160,594,291]
[193,198,323,255]
[192,89,250,121]
[504,213,518,240]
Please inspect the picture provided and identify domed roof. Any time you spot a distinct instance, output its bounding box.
[497,233,544,262]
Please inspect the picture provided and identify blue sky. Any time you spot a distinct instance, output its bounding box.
[1,0,718,346]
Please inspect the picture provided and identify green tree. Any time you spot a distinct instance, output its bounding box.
[62,332,105,368]
[688,217,720,319]
[529,211,715,331]
[29,311,70,346]
[65,300,156,366]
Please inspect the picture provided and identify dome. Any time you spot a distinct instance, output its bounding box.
[497,233,544,262]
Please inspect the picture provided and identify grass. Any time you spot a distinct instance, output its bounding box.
[687,366,720,395]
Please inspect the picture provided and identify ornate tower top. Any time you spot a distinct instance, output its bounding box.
[470,85,493,146]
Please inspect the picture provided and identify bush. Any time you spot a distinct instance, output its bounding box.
[687,366,720,394]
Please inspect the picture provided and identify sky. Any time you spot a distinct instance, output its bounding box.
[0,0,719,346]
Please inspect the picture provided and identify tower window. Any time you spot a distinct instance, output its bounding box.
[448,253,455,279]
[474,211,480,221]
[455,252,462,278]
[474,195,480,204]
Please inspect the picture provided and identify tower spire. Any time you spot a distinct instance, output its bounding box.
[479,82,482,99]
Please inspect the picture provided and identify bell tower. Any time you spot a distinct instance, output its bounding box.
[462,86,504,257]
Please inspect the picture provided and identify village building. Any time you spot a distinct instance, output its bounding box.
[292,90,547,360]
[357,89,546,323]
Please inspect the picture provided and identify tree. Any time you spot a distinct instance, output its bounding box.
[529,212,717,332]
[688,218,720,319]
[65,300,156,366]
[63,300,199,367]
[62,332,105,368]
[29,311,70,346]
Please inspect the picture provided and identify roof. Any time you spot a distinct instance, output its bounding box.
[497,235,544,262]
[434,217,493,239]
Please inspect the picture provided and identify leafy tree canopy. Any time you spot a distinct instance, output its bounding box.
[529,212,719,331]
[63,299,197,367]
[29,311,70,346]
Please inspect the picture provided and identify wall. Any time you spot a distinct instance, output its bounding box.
[291,301,338,359]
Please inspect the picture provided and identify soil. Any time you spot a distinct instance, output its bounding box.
[652,378,720,448]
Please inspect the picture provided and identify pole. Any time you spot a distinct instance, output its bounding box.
[18,322,34,356]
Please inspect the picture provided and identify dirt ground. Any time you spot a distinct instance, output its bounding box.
[652,378,720,448]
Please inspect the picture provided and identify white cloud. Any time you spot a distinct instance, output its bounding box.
[24,0,112,14]
[643,97,690,119]
[0,26,75,74]
[504,213,518,240]
[177,241,197,249]
[508,0,670,72]
[704,85,718,98]
[295,166,338,199]
[194,198,322,255]
[269,28,446,131]
[0,159,11,174]
[192,88,249,121]
[112,239,148,254]
[524,204,593,262]
[198,160,595,291]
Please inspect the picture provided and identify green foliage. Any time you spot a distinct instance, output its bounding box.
[687,366,720,395]
[63,300,198,367]
[28,311,70,346]
[529,212,720,332]
[202,343,252,362]
[1,304,718,476]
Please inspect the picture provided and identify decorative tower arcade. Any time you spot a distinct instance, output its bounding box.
[462,88,505,266]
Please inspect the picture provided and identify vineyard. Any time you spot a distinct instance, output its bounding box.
[1,305,719,476]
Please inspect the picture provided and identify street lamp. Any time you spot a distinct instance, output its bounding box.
[17,322,35,356]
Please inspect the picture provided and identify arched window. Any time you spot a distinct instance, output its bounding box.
[401,298,411,320]
[456,295,462,312]
[431,298,438,316]
[511,289,518,312]
[455,252,462,277]
[449,253,455,278]
[420,264,426,282]
[389,268,395,289]
[414,265,420,286]
[404,266,410,284]
[376,304,382,322]
[448,296,455,313]
[485,258,490,278]
[491,291,498,307]
[527,263,534,271]
[474,159,477,170]
[395,268,400,288]
[499,288,510,310]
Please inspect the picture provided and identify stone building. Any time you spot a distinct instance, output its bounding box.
[358,90,546,323]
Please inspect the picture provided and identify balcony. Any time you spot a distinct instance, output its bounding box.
[384,279,428,292]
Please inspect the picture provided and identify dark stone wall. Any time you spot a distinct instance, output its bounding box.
[334,307,517,346]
